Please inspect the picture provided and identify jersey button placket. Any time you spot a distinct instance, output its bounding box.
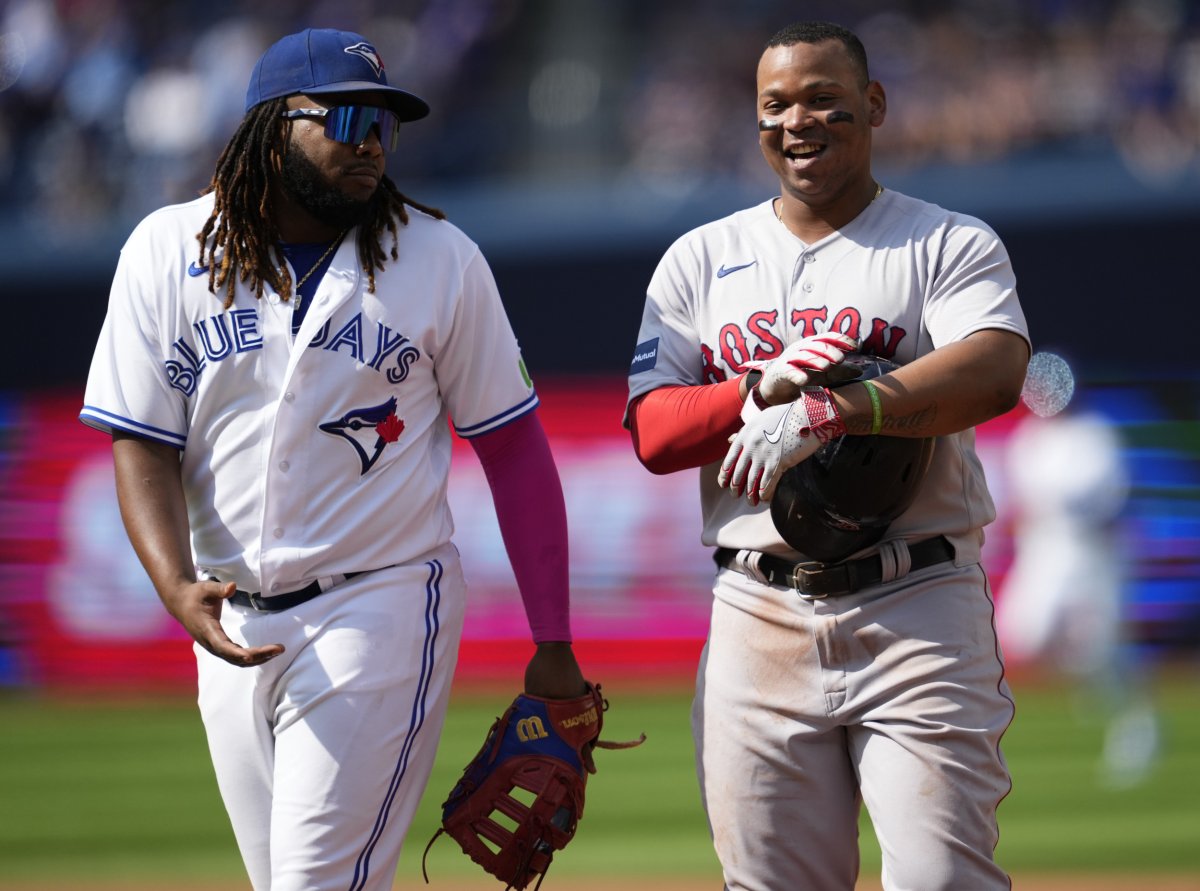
[791,250,816,315]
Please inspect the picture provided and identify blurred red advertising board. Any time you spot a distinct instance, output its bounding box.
[1,380,1027,691]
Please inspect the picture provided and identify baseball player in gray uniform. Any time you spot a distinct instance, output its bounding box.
[80,28,591,891]
[626,21,1030,891]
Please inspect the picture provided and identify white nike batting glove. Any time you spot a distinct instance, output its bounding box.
[754,332,860,406]
[718,388,846,507]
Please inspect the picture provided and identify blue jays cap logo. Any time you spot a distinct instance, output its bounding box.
[344,42,384,77]
[245,28,430,120]
[320,396,405,475]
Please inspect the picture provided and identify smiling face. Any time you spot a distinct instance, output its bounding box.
[275,92,389,238]
[757,39,885,220]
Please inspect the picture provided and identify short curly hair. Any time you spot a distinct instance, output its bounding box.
[764,22,870,85]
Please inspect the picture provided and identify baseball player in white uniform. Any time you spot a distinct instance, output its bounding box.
[997,397,1162,787]
[626,22,1030,891]
[80,28,590,891]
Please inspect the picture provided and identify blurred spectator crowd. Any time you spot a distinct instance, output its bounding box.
[2,0,1200,234]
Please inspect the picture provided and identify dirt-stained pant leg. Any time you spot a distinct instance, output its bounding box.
[695,561,1013,891]
[198,550,466,891]
[694,568,862,891]
[849,564,1013,891]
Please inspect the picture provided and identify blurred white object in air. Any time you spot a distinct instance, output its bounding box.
[1021,351,1076,417]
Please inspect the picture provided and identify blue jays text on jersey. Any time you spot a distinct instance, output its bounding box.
[82,191,539,593]
[166,309,422,396]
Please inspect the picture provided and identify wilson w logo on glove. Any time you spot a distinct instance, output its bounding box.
[422,683,644,890]
[516,716,549,741]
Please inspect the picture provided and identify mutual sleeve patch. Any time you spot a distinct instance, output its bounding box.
[629,337,660,375]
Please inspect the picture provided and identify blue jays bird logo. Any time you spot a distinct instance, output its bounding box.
[344,42,385,76]
[319,397,405,475]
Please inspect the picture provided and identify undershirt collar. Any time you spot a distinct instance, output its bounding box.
[279,240,340,335]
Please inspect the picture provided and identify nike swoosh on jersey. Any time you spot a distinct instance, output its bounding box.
[716,261,756,278]
[763,410,789,444]
[187,261,210,277]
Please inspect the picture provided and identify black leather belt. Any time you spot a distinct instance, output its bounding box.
[714,536,955,598]
[230,571,365,612]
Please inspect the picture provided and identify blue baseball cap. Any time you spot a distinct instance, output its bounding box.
[245,28,430,121]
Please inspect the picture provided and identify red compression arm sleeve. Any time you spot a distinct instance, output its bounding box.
[628,377,746,474]
[469,410,571,643]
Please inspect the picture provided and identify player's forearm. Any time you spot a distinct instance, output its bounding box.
[831,330,1030,437]
[628,377,746,473]
[112,433,197,601]
[469,412,571,643]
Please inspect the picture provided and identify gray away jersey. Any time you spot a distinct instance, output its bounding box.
[626,190,1030,561]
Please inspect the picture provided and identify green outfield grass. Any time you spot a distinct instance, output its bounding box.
[0,672,1197,887]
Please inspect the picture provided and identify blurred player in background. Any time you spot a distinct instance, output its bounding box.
[998,353,1160,788]
[625,20,1029,891]
[78,27,590,891]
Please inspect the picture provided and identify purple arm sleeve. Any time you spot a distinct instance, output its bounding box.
[468,410,572,643]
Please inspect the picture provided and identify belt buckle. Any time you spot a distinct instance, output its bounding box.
[247,591,268,612]
[790,561,830,599]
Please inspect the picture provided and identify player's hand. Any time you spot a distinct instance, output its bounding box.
[718,387,846,506]
[161,579,285,667]
[754,332,860,405]
[523,641,594,771]
[524,641,588,699]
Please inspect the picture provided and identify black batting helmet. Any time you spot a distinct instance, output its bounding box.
[769,354,935,563]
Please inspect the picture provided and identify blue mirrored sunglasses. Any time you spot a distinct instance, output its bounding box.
[281,105,402,152]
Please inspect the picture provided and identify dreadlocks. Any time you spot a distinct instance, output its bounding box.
[196,98,445,308]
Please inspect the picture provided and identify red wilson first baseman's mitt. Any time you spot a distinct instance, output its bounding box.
[423,683,643,890]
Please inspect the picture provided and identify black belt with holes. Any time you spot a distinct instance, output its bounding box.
[713,536,955,598]
[229,571,365,612]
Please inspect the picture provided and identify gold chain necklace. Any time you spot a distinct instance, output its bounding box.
[292,229,349,291]
[774,182,884,223]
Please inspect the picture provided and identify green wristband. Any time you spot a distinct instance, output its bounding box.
[861,379,883,435]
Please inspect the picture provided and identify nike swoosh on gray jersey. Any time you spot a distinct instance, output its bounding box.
[716,261,756,278]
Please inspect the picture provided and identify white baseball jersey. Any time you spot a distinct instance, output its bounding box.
[626,190,1030,562]
[81,192,537,596]
[997,410,1130,673]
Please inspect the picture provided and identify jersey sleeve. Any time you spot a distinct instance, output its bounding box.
[79,220,189,448]
[438,248,538,438]
[924,217,1030,350]
[624,235,706,419]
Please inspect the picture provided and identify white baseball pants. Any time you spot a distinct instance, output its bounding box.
[695,558,1014,891]
[196,547,465,891]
